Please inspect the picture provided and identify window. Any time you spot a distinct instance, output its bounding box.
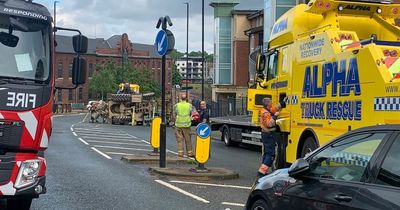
[307,133,386,182]
[69,63,73,78]
[79,88,83,100]
[57,62,63,78]
[58,90,62,102]
[267,51,278,81]
[89,63,93,78]
[377,135,400,187]
[68,89,73,101]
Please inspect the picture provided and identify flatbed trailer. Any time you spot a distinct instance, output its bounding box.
[210,115,263,147]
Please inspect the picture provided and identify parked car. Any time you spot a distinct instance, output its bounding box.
[246,124,400,210]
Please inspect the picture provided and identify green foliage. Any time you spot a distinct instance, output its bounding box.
[89,60,161,99]
[172,64,182,86]
[169,49,184,61]
[89,62,117,99]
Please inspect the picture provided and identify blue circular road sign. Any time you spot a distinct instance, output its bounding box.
[155,30,168,56]
[196,123,211,139]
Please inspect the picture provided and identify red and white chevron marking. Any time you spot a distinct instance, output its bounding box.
[0,110,51,149]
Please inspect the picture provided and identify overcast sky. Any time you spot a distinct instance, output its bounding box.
[35,0,263,53]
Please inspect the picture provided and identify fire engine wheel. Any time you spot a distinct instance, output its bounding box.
[300,136,318,158]
[7,198,32,210]
[111,94,131,102]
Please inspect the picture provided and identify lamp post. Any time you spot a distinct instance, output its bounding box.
[184,2,189,96]
[201,0,205,100]
[53,1,59,34]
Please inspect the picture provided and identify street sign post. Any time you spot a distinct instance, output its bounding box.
[194,123,211,172]
[155,16,174,168]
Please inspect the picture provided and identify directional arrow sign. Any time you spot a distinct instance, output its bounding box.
[155,30,168,56]
[196,123,211,139]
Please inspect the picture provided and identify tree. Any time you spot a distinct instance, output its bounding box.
[89,61,161,99]
[89,62,117,99]
[169,49,184,61]
[172,64,182,86]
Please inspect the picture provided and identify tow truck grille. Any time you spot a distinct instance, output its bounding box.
[0,121,23,149]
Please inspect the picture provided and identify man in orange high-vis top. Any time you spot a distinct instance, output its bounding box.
[258,97,286,177]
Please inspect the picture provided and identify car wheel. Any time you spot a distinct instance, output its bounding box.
[300,136,318,158]
[251,199,269,210]
[7,198,32,210]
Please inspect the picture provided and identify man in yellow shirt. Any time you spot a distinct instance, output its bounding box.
[174,94,194,157]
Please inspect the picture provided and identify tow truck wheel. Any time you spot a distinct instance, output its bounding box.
[300,136,318,158]
[7,198,32,210]
[222,128,237,146]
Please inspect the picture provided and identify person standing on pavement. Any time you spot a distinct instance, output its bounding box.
[258,97,286,177]
[174,93,194,158]
[198,101,209,124]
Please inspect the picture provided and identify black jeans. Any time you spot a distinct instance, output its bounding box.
[261,131,276,167]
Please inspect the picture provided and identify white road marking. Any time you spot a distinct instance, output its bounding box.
[78,138,89,145]
[221,202,245,207]
[93,145,153,152]
[78,134,135,139]
[72,132,77,137]
[126,134,138,139]
[106,152,136,156]
[86,140,150,147]
[70,127,73,132]
[76,132,131,137]
[139,139,181,156]
[155,180,210,204]
[170,180,251,190]
[81,137,142,143]
[91,147,112,159]
[74,128,108,131]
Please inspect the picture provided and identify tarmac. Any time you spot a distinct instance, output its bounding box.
[121,154,190,165]
[148,166,239,180]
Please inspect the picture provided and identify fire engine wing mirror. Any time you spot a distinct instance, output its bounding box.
[72,57,87,85]
[256,53,266,73]
[0,32,19,48]
[73,35,88,54]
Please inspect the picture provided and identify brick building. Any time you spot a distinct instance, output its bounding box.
[55,33,172,106]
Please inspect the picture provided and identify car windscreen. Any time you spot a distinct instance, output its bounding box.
[0,15,50,83]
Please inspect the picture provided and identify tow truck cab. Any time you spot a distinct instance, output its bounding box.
[245,0,400,167]
[0,0,87,208]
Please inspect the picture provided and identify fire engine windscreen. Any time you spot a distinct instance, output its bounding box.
[0,15,50,82]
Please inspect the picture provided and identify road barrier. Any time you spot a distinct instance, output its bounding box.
[149,117,161,155]
[193,123,211,172]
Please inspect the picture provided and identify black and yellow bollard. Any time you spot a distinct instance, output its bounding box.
[148,117,161,156]
[192,123,211,172]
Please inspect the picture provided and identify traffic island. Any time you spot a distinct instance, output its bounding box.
[121,154,190,165]
[148,166,239,180]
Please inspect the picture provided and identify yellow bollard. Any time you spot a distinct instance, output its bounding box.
[151,117,162,149]
[195,123,211,165]
[131,107,136,127]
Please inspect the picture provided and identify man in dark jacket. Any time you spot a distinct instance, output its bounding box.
[198,101,209,123]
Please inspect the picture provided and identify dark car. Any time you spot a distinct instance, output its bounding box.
[246,124,400,210]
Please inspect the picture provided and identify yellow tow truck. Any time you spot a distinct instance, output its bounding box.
[212,0,400,168]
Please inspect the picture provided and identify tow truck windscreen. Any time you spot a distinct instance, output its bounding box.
[0,15,50,83]
[340,0,394,3]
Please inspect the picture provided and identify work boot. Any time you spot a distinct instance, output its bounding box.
[178,151,184,158]
[187,151,194,158]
